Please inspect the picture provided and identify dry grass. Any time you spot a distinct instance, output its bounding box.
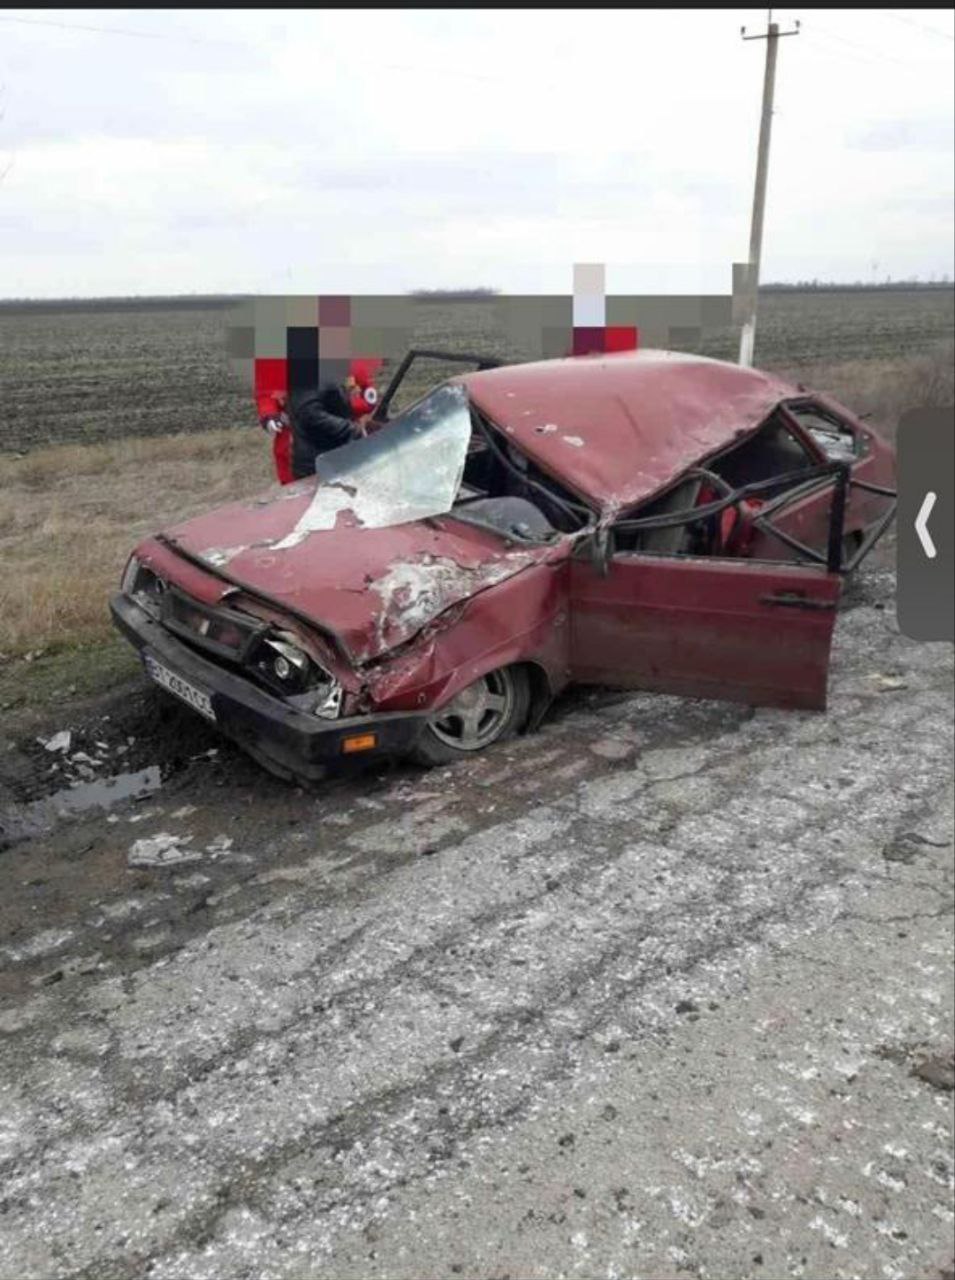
[0,428,268,655]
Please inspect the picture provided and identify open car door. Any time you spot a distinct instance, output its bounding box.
[372,349,502,424]
[570,554,841,710]
[568,464,871,711]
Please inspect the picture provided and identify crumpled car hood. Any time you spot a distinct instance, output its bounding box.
[159,481,547,664]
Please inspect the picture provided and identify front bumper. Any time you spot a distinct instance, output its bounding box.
[110,594,427,781]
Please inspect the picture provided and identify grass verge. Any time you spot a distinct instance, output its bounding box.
[0,427,268,658]
[0,636,139,707]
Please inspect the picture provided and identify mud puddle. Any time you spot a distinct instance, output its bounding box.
[0,676,235,848]
[0,765,163,848]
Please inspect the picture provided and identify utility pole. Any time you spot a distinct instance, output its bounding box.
[738,10,799,367]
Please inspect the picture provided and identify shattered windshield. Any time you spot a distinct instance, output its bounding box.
[275,384,471,545]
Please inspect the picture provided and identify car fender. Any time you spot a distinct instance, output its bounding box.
[362,560,571,724]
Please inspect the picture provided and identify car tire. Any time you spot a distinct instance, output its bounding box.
[411,665,530,767]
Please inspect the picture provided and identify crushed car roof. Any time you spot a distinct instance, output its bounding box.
[458,350,796,512]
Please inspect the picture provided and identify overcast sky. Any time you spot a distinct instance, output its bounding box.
[1,7,953,298]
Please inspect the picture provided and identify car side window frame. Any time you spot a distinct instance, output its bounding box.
[602,404,854,566]
[781,397,867,462]
[607,456,855,573]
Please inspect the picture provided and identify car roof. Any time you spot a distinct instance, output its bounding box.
[457,349,796,512]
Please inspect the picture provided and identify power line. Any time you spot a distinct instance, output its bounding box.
[801,31,881,68]
[0,13,242,47]
[0,14,510,85]
[883,10,955,42]
[803,28,907,71]
[807,20,938,68]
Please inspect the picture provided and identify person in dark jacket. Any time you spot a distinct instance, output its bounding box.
[289,359,380,480]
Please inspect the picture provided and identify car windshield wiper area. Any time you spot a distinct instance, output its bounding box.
[448,496,560,543]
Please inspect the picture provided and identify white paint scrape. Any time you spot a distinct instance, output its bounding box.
[199,546,249,568]
[370,553,534,651]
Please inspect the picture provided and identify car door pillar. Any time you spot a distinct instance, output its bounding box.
[826,463,851,573]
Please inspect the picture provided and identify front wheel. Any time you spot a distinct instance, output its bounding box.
[412,666,530,766]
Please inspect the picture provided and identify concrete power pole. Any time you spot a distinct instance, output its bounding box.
[738,11,799,367]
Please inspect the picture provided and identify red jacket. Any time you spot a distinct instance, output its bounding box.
[252,355,384,485]
[254,358,293,485]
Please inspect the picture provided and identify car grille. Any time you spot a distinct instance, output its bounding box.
[161,588,264,663]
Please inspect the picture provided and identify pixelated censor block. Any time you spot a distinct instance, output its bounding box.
[225,271,745,407]
[225,295,415,402]
[490,263,744,359]
[573,263,606,329]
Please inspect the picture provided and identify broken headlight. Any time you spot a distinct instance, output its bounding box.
[265,638,310,686]
[250,634,343,717]
[121,556,166,618]
[312,683,343,719]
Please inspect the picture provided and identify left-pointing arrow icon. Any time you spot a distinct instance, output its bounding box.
[915,491,937,559]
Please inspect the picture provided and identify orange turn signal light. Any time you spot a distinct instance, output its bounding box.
[342,732,378,755]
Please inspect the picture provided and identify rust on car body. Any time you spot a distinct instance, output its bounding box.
[110,348,897,780]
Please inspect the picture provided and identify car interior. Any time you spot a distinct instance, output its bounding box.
[438,399,854,561]
[447,408,593,542]
[612,410,825,558]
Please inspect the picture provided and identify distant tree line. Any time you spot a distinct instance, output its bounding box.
[0,294,246,314]
[761,278,952,292]
[408,287,500,300]
[1,280,951,314]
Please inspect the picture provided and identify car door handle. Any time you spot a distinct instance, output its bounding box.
[760,592,836,611]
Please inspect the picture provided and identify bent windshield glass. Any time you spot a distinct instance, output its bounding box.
[274,384,471,547]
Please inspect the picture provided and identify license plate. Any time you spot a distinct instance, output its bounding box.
[143,653,216,722]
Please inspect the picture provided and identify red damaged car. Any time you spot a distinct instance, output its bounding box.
[110,349,896,781]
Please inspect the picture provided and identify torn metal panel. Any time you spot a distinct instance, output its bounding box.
[362,559,572,712]
[369,551,537,656]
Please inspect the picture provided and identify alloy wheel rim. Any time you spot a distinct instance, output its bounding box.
[429,670,514,751]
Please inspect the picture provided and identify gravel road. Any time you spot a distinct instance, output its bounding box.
[1,566,952,1280]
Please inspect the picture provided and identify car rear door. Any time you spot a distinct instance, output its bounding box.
[570,552,842,711]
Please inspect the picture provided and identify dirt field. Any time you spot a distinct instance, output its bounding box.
[1,288,952,453]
